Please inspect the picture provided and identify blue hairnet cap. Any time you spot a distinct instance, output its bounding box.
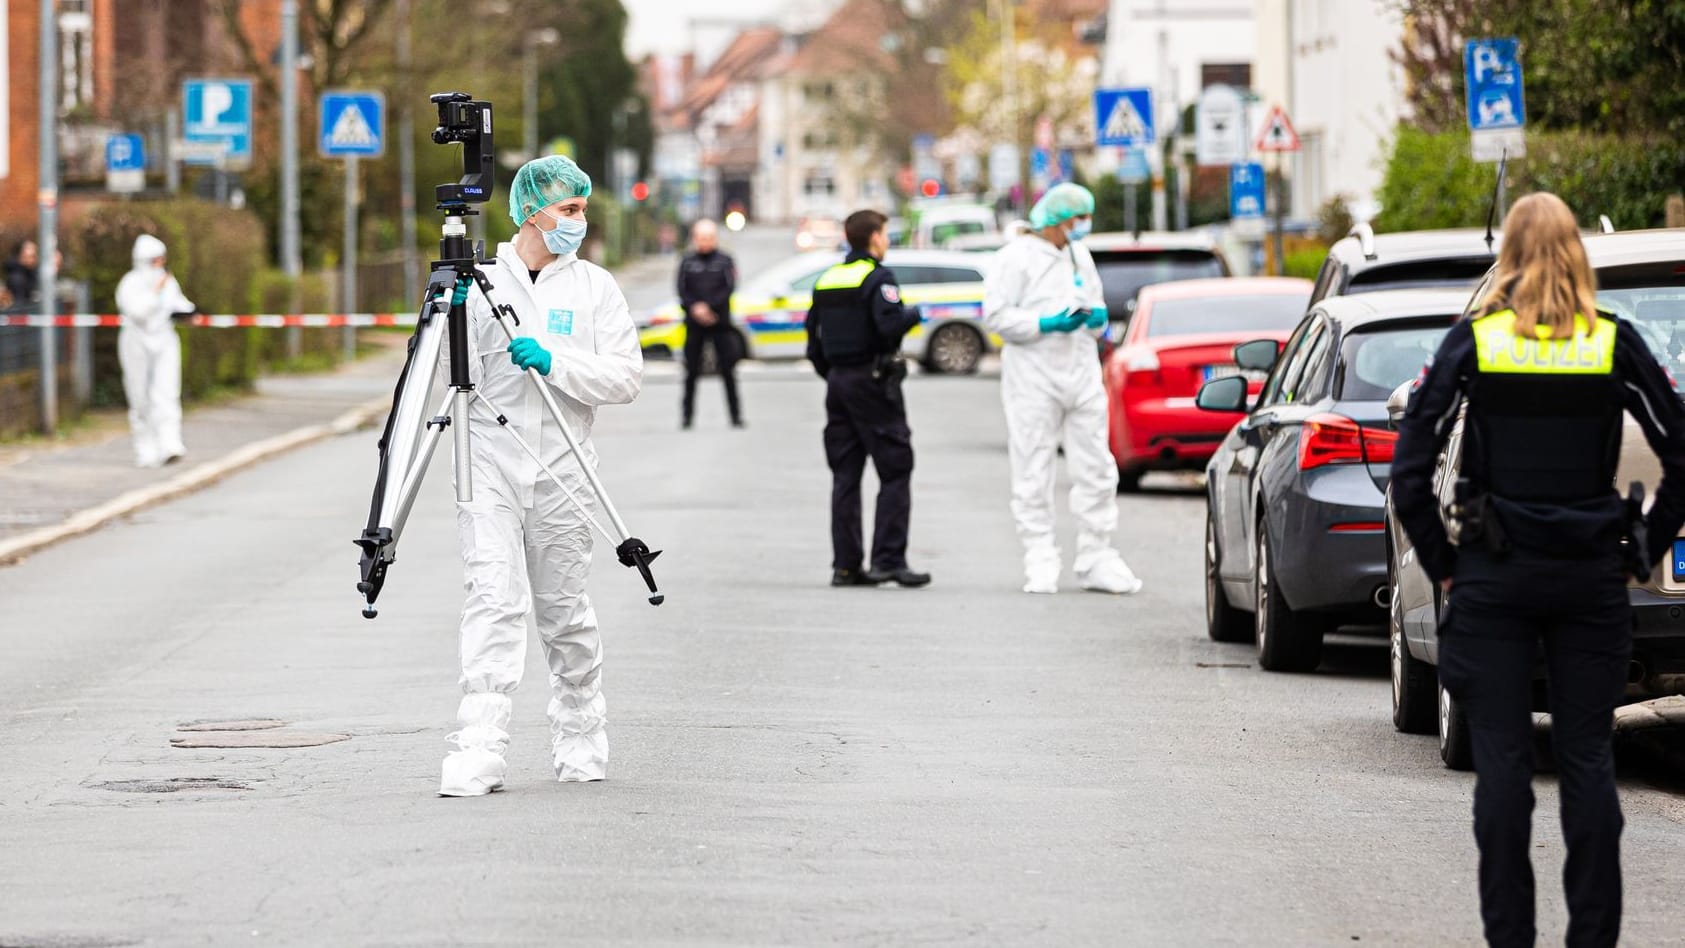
[509,155,593,227]
[1028,183,1096,229]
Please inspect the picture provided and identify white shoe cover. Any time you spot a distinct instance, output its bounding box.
[549,693,608,783]
[1076,551,1144,595]
[439,693,511,797]
[1023,548,1061,595]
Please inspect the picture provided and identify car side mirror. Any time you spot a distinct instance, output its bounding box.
[1386,380,1414,428]
[1196,375,1249,413]
[1233,339,1280,373]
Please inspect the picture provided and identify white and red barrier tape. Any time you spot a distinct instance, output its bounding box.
[0,313,418,329]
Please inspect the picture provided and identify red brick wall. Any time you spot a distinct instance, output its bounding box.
[3,0,42,225]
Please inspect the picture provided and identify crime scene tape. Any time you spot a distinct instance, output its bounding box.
[0,313,418,329]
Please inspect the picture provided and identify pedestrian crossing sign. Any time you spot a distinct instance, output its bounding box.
[1094,88,1155,147]
[319,91,386,158]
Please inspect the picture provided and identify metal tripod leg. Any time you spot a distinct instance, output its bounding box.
[471,271,664,605]
[471,389,615,544]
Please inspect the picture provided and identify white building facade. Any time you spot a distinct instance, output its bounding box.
[1253,0,1405,221]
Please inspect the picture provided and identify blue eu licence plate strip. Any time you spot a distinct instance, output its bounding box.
[1672,539,1685,582]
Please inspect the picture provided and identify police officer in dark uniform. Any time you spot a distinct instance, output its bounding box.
[1392,193,1685,948]
[677,218,743,429]
[805,209,931,588]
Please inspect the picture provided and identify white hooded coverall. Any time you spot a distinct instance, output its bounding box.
[444,242,642,788]
[115,235,194,468]
[983,233,1126,583]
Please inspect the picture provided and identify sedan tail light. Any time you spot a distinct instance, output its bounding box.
[1123,350,1162,387]
[1298,413,1398,470]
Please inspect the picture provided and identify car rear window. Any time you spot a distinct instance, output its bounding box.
[1346,257,1494,293]
[1337,320,1452,400]
[1091,250,1226,312]
[1596,270,1685,390]
[1143,293,1309,338]
[895,265,985,285]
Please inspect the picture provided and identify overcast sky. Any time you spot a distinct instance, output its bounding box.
[622,0,829,57]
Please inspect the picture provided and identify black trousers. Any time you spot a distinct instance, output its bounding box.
[682,326,741,424]
[823,365,913,571]
[1437,550,1631,948]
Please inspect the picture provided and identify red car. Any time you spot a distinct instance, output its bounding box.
[1104,277,1313,491]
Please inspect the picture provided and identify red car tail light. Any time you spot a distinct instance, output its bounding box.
[1298,414,1397,470]
[1122,349,1162,387]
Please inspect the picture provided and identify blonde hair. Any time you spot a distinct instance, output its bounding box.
[1476,192,1599,336]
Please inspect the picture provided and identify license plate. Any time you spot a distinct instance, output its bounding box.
[1673,539,1685,582]
[1203,363,1240,381]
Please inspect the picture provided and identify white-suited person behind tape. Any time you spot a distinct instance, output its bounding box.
[983,183,1142,596]
[116,234,194,468]
[437,154,643,796]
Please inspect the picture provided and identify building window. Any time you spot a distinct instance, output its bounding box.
[60,1,96,114]
[803,174,836,197]
[804,81,835,103]
[802,130,838,150]
[1201,63,1251,90]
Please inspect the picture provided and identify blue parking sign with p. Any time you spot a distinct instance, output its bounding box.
[183,78,253,165]
[105,134,145,172]
[1465,38,1525,131]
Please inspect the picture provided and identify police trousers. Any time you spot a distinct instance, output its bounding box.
[682,325,741,424]
[823,364,913,571]
[1437,550,1631,948]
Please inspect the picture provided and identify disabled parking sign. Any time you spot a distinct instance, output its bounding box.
[1465,38,1526,162]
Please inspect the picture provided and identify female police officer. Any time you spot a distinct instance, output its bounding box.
[1392,192,1685,947]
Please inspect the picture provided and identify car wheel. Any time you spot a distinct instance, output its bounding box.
[1206,510,1251,643]
[1438,679,1474,770]
[925,323,984,375]
[1116,466,1144,493]
[1254,524,1324,673]
[1389,551,1437,734]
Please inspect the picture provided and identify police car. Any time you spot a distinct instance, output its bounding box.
[637,250,996,374]
[1385,229,1685,769]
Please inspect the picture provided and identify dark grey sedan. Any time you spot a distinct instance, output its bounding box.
[1195,290,1464,672]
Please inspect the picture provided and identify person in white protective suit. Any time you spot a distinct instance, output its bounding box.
[438,154,644,796]
[115,234,194,468]
[983,183,1143,596]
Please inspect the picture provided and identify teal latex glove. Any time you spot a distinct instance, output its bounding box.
[1084,305,1109,330]
[1039,309,1082,334]
[508,336,553,376]
[450,278,471,307]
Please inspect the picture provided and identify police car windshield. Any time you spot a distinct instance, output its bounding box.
[1598,285,1685,391]
[741,254,839,297]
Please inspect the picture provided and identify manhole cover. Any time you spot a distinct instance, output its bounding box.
[170,732,350,749]
[176,718,287,732]
[91,777,251,793]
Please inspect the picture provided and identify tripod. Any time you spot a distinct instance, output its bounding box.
[354,206,663,618]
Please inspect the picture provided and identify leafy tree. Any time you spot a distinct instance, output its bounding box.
[1392,1,1685,135]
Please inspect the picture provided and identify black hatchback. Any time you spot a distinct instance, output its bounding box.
[1195,290,1466,672]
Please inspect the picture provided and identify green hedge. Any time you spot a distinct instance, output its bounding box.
[1375,127,1685,232]
[62,198,339,406]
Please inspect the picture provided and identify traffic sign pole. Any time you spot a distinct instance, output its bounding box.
[281,0,304,361]
[343,156,359,364]
[38,0,59,434]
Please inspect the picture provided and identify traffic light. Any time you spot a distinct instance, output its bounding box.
[919,178,941,198]
[630,181,650,202]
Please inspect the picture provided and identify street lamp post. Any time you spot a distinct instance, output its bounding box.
[280,0,302,359]
[37,0,59,434]
[523,29,561,161]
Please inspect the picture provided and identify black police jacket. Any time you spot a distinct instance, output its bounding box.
[677,250,735,328]
[803,252,920,377]
[1392,313,1685,583]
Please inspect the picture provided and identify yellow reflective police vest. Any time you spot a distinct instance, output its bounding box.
[814,258,877,291]
[1471,309,1615,376]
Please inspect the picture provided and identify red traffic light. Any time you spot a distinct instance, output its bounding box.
[630,181,650,202]
[919,178,940,198]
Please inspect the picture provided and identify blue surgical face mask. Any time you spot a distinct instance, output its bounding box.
[1067,218,1093,241]
[539,211,587,256]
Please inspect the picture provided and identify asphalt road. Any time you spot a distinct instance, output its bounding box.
[4,372,1685,944]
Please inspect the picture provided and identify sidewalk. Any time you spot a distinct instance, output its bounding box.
[0,336,407,564]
